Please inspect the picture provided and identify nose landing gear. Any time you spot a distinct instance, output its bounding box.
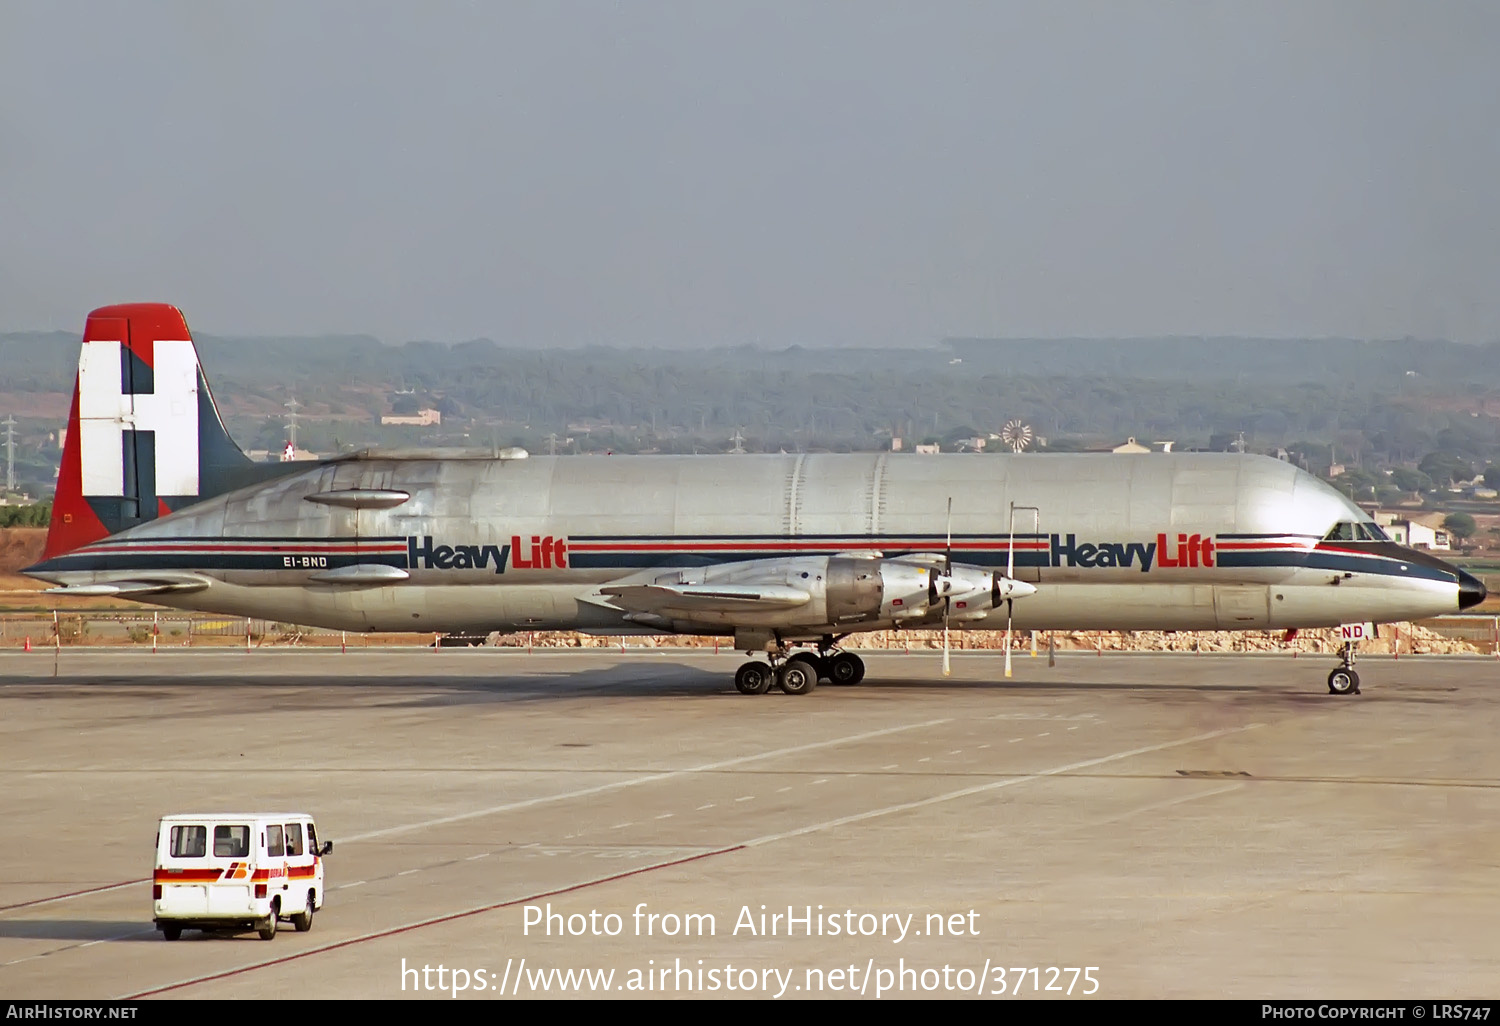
[1327,641,1361,696]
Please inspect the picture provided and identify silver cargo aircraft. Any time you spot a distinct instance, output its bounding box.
[26,304,1486,696]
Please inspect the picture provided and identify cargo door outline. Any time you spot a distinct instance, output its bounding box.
[1009,503,1042,584]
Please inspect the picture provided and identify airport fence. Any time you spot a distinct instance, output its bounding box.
[0,611,1495,656]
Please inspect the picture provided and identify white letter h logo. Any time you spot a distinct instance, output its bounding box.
[77,339,200,498]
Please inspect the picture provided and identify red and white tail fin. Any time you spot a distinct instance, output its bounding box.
[43,303,263,560]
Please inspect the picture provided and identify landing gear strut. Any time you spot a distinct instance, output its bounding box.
[810,634,864,686]
[1327,641,1361,696]
[733,636,862,696]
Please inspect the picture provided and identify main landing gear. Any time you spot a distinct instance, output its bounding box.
[1327,641,1361,696]
[733,637,866,697]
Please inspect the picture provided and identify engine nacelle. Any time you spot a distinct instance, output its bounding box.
[879,560,1033,623]
[824,557,885,623]
[617,554,1033,630]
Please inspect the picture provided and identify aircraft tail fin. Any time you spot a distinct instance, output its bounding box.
[43,303,269,559]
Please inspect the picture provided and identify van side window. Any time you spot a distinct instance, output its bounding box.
[284,824,303,856]
[214,825,250,858]
[267,824,285,857]
[170,825,207,858]
[307,823,319,854]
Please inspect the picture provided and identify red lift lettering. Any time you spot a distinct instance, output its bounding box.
[510,535,569,570]
[1156,533,1215,568]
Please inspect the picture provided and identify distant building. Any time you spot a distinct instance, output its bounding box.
[248,448,318,462]
[961,437,986,452]
[1373,511,1450,551]
[381,409,441,426]
[914,444,940,455]
[1112,437,1150,454]
[890,437,903,452]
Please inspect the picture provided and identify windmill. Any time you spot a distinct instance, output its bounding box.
[1000,419,1033,453]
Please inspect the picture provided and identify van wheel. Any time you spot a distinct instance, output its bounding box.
[161,925,182,941]
[292,892,314,932]
[257,904,278,940]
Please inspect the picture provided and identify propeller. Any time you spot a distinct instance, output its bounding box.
[942,498,952,676]
[1004,514,1016,678]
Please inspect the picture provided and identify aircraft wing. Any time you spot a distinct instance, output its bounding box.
[599,583,811,614]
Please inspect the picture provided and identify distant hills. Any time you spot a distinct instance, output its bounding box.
[943,336,1500,384]
[0,331,1495,482]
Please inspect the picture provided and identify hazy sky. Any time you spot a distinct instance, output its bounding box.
[3,2,1497,345]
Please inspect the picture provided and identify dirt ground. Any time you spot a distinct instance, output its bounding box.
[0,528,137,611]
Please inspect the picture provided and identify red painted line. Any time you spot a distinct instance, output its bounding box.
[1214,542,1313,551]
[124,845,746,998]
[0,878,149,912]
[1314,545,1407,561]
[568,541,1051,553]
[84,545,405,554]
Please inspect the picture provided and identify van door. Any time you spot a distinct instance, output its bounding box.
[207,822,254,914]
[307,821,326,907]
[284,820,316,909]
[156,821,215,917]
[265,822,290,907]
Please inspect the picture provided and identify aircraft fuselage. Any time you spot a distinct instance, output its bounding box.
[28,451,1478,638]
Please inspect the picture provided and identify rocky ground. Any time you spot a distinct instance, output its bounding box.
[496,622,1491,656]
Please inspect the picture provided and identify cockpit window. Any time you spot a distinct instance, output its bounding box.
[1325,521,1390,543]
[1324,522,1356,542]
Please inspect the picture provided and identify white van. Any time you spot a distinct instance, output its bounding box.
[153,812,332,940]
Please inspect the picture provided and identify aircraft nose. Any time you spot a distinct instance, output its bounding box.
[1457,568,1488,611]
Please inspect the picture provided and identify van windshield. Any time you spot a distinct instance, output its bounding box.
[214,825,250,858]
[169,825,207,859]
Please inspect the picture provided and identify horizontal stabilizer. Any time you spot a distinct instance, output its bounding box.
[44,576,210,597]
[600,583,811,614]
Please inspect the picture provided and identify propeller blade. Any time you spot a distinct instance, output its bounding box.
[944,497,953,576]
[942,615,951,677]
[1004,599,1014,679]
